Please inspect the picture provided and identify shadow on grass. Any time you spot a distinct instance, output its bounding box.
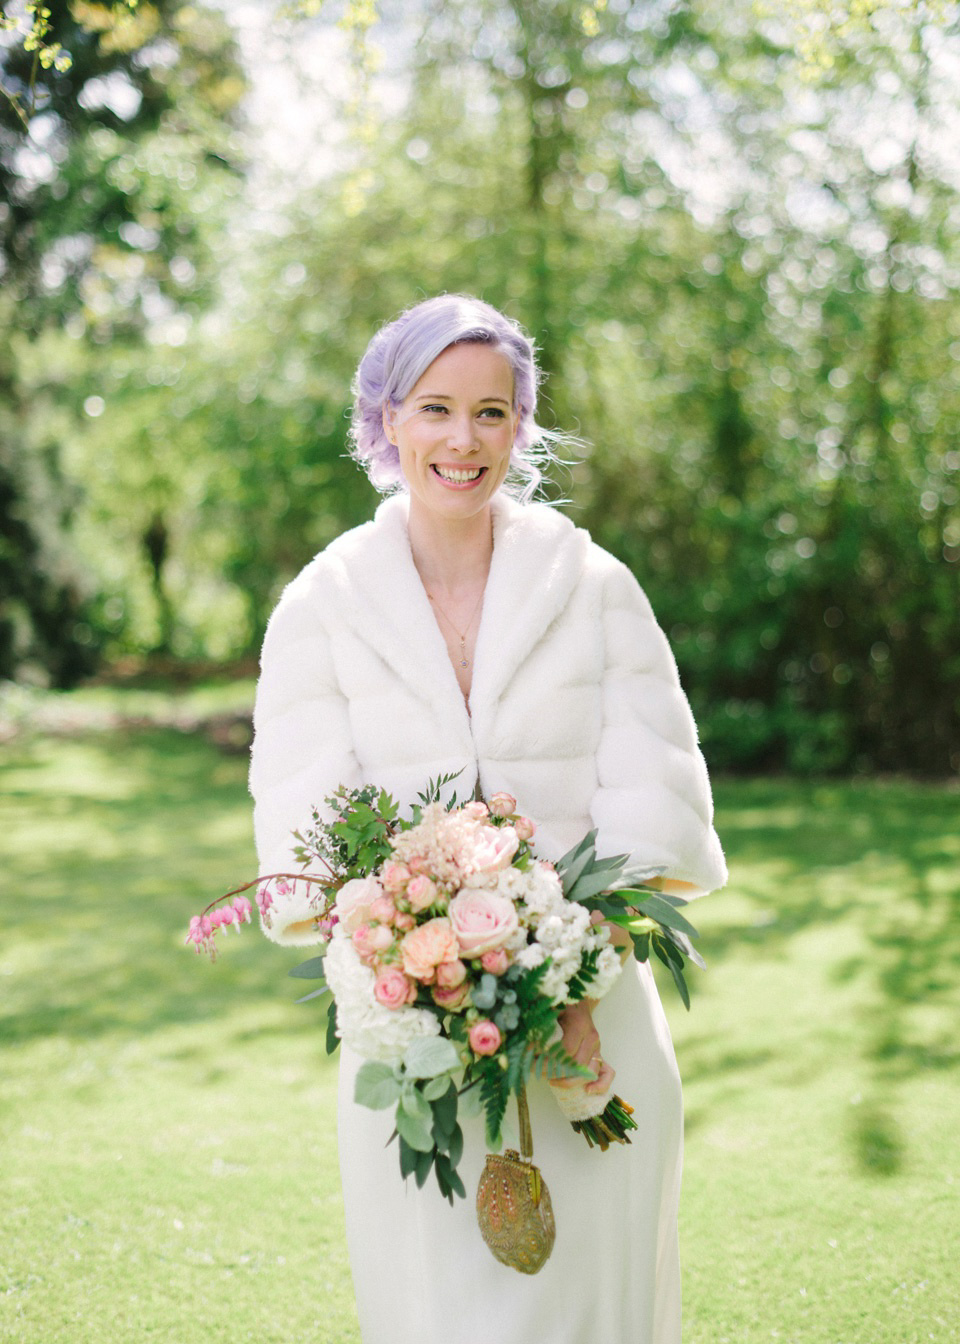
[711,777,960,1175]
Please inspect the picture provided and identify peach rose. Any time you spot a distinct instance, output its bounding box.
[368,924,394,953]
[513,816,535,842]
[394,911,416,932]
[487,792,517,818]
[480,948,510,976]
[468,1020,502,1055]
[436,958,467,989]
[464,800,489,820]
[351,924,379,964]
[448,889,518,957]
[370,895,397,925]
[400,917,460,983]
[374,967,417,1010]
[380,861,411,893]
[335,875,384,934]
[432,981,470,1011]
[406,875,439,913]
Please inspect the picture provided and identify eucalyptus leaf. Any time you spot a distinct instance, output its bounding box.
[355,1061,402,1110]
[422,1073,454,1101]
[400,1084,433,1127]
[403,1035,461,1079]
[289,956,327,980]
[634,894,700,938]
[294,985,329,1004]
[396,1105,435,1153]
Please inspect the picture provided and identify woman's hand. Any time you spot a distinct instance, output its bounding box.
[553,1000,615,1097]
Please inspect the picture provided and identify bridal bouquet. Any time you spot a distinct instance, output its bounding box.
[187,777,702,1267]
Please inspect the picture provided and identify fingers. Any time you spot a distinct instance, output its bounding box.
[585,1058,615,1095]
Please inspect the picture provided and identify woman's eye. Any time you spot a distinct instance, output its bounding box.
[479,408,506,419]
[422,405,447,414]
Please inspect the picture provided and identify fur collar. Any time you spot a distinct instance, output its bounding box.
[323,493,591,722]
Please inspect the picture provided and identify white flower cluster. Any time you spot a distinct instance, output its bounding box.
[513,863,623,1006]
[324,931,440,1064]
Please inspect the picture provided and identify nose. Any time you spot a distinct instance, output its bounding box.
[446,413,478,453]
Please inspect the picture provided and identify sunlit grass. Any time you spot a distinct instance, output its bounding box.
[2,733,958,1343]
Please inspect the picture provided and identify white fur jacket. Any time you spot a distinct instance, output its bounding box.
[249,492,727,945]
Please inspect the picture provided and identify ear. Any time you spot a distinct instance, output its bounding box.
[382,405,397,445]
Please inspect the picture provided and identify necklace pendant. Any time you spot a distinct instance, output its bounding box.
[460,657,468,668]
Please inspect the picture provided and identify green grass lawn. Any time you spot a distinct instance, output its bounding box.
[2,726,958,1343]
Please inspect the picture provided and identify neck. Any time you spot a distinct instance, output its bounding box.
[406,496,495,596]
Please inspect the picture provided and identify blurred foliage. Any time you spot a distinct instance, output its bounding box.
[2,0,959,775]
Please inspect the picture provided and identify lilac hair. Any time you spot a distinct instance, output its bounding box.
[349,294,562,502]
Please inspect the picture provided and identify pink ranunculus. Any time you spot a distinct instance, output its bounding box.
[487,792,517,818]
[335,875,384,934]
[448,889,519,957]
[406,875,439,913]
[480,948,510,976]
[380,861,411,893]
[513,816,536,842]
[352,924,379,964]
[468,1020,502,1056]
[369,895,397,925]
[468,825,519,875]
[374,967,417,1010]
[432,981,470,1011]
[435,958,467,989]
[400,918,460,984]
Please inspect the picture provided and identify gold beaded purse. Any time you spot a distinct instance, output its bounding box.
[475,1081,556,1274]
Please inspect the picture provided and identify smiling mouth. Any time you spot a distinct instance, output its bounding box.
[431,465,487,484]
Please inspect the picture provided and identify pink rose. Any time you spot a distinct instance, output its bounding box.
[369,924,394,953]
[436,958,467,989]
[370,895,397,925]
[432,981,470,1011]
[394,911,416,932]
[336,875,384,934]
[487,792,517,818]
[480,948,510,976]
[513,816,535,842]
[351,924,379,964]
[400,917,460,983]
[448,889,519,957]
[464,800,489,820]
[381,861,411,893]
[374,967,417,1010]
[468,825,519,875]
[406,875,439,913]
[468,1020,502,1056]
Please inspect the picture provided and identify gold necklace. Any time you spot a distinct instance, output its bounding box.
[428,588,485,669]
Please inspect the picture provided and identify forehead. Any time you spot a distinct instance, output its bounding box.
[409,342,514,399]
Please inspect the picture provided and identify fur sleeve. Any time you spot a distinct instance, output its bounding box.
[589,555,727,897]
[249,563,362,945]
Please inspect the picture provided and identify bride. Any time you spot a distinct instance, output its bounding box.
[249,293,726,1344]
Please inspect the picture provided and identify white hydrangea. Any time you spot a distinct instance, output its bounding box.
[323,931,440,1065]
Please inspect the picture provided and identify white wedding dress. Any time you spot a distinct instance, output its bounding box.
[337,954,683,1344]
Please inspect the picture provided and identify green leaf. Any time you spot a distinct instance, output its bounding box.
[434,1151,466,1202]
[325,999,339,1055]
[354,1062,402,1110]
[413,1147,434,1188]
[396,1105,435,1153]
[403,1035,461,1079]
[289,956,327,980]
[528,1040,593,1081]
[423,1073,454,1101]
[630,932,651,963]
[634,895,700,938]
[398,1135,418,1180]
[430,1086,458,1139]
[400,1082,433,1127]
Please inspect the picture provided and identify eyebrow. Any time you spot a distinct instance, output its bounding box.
[414,393,511,406]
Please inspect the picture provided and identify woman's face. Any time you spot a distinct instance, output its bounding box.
[384,342,518,524]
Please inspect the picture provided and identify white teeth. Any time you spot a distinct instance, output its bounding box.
[435,466,483,483]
